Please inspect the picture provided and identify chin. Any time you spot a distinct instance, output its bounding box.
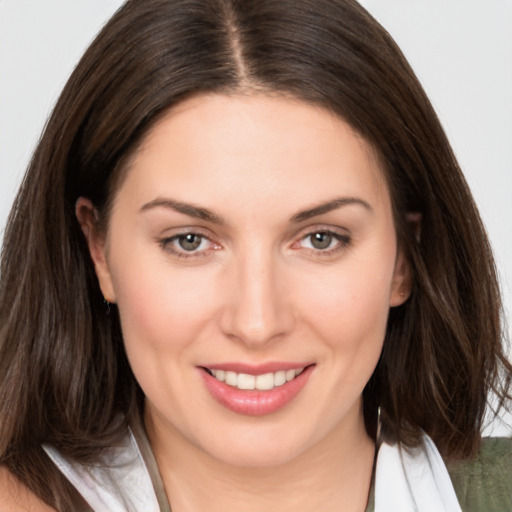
[212,443,304,469]
[195,423,319,469]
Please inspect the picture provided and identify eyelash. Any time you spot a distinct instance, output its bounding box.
[159,232,218,259]
[158,228,351,259]
[293,229,351,255]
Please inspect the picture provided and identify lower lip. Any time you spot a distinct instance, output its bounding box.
[200,365,315,416]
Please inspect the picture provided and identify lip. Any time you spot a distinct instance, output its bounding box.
[199,363,315,416]
[201,361,312,375]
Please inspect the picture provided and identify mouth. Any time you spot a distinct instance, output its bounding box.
[203,367,306,391]
[199,363,315,416]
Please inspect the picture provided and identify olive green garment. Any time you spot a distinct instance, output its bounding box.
[364,437,512,512]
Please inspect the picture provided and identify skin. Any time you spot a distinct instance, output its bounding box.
[77,93,411,512]
[0,467,55,512]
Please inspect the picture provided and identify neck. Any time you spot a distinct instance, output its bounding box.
[145,406,375,512]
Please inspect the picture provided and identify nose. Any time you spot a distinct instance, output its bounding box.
[220,247,295,348]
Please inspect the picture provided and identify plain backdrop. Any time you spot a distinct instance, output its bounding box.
[1,1,511,433]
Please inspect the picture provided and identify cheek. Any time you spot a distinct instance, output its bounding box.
[295,249,395,358]
[109,257,223,415]
[109,251,219,360]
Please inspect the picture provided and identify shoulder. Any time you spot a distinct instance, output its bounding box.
[0,466,56,512]
[447,437,512,512]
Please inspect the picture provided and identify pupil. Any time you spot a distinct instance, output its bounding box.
[179,234,202,251]
[311,232,332,250]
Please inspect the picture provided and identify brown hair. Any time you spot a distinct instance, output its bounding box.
[0,0,510,509]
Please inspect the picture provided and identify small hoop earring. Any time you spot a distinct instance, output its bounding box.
[376,406,382,442]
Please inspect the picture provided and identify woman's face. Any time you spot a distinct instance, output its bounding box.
[83,93,410,467]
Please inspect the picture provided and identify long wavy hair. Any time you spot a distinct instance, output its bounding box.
[1,0,510,509]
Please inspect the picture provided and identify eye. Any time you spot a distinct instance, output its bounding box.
[177,233,204,251]
[159,232,219,257]
[296,230,350,253]
[309,232,334,250]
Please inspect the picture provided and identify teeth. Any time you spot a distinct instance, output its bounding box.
[255,373,274,390]
[225,371,237,386]
[274,370,286,386]
[212,369,225,382]
[237,373,255,390]
[285,369,296,381]
[209,367,305,390]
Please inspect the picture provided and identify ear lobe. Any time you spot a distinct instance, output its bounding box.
[75,198,116,303]
[389,248,412,307]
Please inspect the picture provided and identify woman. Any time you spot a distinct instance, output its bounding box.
[0,0,510,510]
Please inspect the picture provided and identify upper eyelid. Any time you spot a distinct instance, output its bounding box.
[302,226,348,235]
[158,225,215,240]
[293,224,350,239]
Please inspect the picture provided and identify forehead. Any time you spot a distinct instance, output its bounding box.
[115,93,390,217]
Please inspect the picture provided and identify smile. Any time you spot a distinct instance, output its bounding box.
[206,367,305,391]
[200,364,315,416]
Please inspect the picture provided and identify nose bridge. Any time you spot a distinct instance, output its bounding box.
[221,240,294,346]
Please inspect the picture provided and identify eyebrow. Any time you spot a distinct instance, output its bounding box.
[140,196,372,225]
[140,198,225,225]
[290,197,373,223]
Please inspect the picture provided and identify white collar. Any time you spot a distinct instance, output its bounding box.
[375,434,462,512]
[43,429,161,512]
[44,430,462,512]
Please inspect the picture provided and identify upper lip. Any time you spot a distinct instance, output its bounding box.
[199,362,314,375]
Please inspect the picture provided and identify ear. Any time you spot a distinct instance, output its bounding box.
[389,212,421,307]
[75,197,116,303]
[389,248,412,307]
